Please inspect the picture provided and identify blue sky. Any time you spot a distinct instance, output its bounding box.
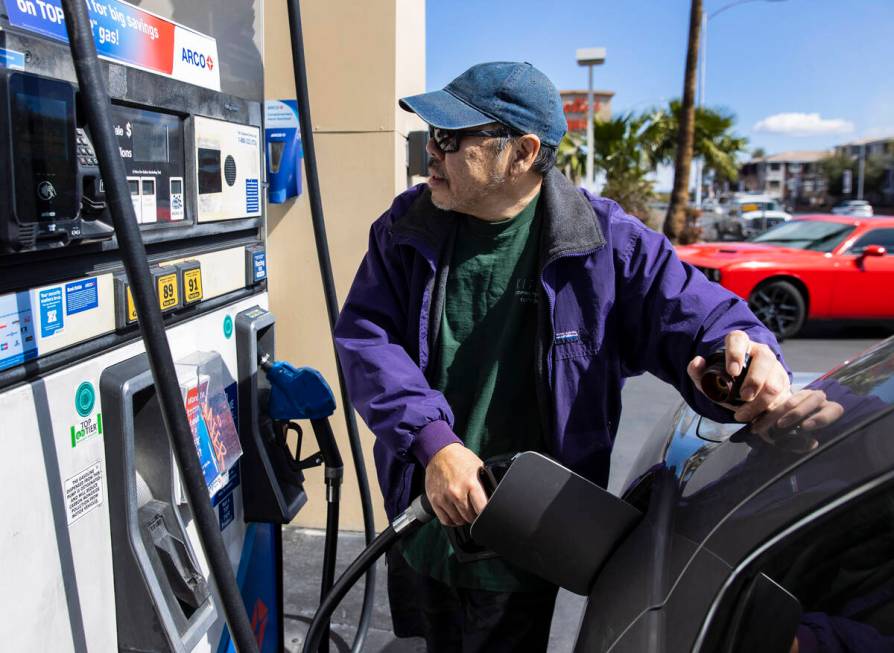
[426,0,894,159]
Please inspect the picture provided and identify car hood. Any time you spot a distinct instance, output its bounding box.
[676,242,822,266]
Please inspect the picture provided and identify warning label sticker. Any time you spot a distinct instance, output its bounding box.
[64,462,103,525]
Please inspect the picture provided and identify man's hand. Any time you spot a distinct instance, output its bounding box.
[750,388,844,450]
[688,330,791,422]
[424,443,489,527]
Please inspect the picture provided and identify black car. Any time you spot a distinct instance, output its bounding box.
[573,339,894,652]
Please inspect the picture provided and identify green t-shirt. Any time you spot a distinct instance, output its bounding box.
[401,193,550,592]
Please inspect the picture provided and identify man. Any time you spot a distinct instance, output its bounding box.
[334,62,791,651]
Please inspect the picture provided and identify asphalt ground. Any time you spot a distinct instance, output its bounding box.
[283,325,892,652]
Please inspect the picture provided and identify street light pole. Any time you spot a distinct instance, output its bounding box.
[577,47,606,191]
[694,11,708,207]
[586,64,594,190]
[696,0,787,205]
[858,142,866,200]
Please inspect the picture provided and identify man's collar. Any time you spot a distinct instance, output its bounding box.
[539,168,605,263]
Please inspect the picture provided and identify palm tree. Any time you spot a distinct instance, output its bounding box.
[664,0,703,243]
[645,101,748,187]
[556,132,586,184]
[592,113,657,218]
[556,115,658,218]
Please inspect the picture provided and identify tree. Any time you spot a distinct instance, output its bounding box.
[821,151,893,201]
[664,0,702,243]
[820,151,856,197]
[751,147,766,159]
[644,101,748,186]
[556,132,586,185]
[591,113,657,219]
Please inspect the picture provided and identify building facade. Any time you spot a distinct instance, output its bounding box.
[739,151,829,208]
[560,89,614,133]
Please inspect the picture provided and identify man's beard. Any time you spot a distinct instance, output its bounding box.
[429,167,508,214]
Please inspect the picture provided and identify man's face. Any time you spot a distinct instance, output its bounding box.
[426,125,512,215]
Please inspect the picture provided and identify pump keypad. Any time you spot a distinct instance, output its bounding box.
[76,128,99,167]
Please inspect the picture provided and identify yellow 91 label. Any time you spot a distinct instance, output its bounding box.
[183,268,203,303]
[126,287,137,323]
[157,273,179,310]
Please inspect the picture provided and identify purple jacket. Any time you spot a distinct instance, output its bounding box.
[334,169,784,519]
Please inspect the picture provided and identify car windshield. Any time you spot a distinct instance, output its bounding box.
[749,220,856,251]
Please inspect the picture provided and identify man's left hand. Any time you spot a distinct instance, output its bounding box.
[688,330,791,422]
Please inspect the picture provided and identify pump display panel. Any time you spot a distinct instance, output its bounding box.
[110,106,185,225]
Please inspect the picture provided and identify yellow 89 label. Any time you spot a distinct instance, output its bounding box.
[157,273,179,310]
[183,268,203,303]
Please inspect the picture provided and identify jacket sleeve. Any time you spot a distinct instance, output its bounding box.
[334,209,462,467]
[796,613,894,653]
[612,208,789,422]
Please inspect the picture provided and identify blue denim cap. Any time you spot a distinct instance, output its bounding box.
[399,62,566,147]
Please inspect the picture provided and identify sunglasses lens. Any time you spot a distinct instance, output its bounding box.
[430,127,456,153]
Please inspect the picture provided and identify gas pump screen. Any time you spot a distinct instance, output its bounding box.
[7,72,78,227]
[15,94,69,164]
[133,121,169,163]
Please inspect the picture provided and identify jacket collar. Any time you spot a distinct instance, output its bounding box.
[391,168,605,265]
[539,167,605,264]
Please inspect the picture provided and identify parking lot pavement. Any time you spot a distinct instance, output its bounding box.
[284,332,889,652]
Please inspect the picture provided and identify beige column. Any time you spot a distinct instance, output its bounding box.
[263,0,426,529]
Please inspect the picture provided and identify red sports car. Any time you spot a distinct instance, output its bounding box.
[676,214,894,338]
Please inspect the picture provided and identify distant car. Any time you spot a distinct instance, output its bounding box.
[575,339,894,652]
[676,215,894,338]
[717,197,792,240]
[832,200,874,217]
[739,209,792,239]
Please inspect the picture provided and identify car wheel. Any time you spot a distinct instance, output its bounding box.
[748,280,806,340]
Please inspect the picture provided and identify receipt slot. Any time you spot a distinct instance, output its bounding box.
[100,353,223,652]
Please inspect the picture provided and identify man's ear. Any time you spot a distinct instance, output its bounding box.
[511,134,541,174]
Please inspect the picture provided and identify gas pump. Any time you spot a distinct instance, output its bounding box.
[0,0,376,651]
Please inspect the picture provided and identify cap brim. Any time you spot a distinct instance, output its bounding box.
[399,89,494,129]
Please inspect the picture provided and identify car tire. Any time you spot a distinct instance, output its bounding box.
[748,280,807,340]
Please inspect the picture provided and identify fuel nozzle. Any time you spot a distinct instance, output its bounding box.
[259,355,336,422]
[258,356,343,480]
[700,349,752,406]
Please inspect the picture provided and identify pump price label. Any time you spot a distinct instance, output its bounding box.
[157,273,179,311]
[183,268,203,303]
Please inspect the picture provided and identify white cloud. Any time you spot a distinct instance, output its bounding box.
[753,113,854,136]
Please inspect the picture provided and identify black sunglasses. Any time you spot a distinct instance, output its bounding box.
[429,126,513,153]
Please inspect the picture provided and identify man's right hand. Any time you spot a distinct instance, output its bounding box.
[424,443,489,527]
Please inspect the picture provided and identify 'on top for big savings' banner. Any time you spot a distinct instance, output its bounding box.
[5,0,221,91]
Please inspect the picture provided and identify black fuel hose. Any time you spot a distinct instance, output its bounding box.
[284,1,378,651]
[60,3,259,652]
[302,495,435,653]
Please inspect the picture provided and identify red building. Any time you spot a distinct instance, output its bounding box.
[560,89,614,133]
